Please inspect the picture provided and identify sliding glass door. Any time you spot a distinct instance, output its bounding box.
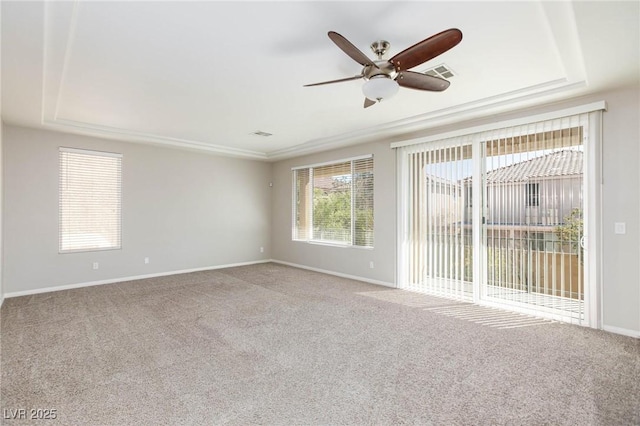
[398,137,474,300]
[478,116,586,321]
[397,108,602,326]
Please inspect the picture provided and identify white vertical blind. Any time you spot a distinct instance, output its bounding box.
[398,137,473,300]
[59,147,122,252]
[396,108,602,325]
[292,155,373,247]
[478,115,586,320]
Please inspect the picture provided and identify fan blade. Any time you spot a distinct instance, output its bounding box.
[364,98,376,108]
[304,75,363,87]
[328,31,378,68]
[390,28,462,71]
[397,71,450,91]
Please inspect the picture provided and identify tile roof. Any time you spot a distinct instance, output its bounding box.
[483,150,583,184]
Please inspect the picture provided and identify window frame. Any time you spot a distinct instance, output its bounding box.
[526,182,540,207]
[59,147,123,254]
[292,154,374,248]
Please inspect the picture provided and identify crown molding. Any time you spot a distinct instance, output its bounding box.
[42,119,269,160]
[35,77,586,162]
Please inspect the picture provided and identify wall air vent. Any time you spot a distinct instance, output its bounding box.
[423,64,455,79]
[251,131,273,137]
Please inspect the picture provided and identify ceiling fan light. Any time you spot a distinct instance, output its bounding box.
[362,76,399,102]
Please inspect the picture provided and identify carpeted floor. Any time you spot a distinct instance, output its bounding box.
[1,262,639,425]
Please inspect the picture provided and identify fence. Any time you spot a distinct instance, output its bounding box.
[422,243,582,300]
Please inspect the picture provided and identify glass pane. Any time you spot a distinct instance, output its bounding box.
[312,162,352,244]
[404,141,473,300]
[293,168,310,240]
[354,158,374,247]
[482,121,584,319]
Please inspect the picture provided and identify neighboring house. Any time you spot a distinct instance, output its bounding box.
[463,149,583,231]
[438,150,585,299]
[424,173,463,226]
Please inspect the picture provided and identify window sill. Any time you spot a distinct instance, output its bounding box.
[292,239,374,250]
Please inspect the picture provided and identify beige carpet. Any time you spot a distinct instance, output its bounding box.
[1,263,639,425]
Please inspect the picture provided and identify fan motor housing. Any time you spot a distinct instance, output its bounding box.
[363,61,398,81]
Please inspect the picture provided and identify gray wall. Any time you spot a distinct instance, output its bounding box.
[597,87,640,334]
[3,86,638,334]
[271,86,639,334]
[0,0,3,304]
[3,125,272,294]
[0,121,3,305]
[271,140,396,285]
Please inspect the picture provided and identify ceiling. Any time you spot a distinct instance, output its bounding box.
[2,1,638,161]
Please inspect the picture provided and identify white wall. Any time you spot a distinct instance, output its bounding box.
[3,125,272,294]
[271,140,395,286]
[271,86,640,335]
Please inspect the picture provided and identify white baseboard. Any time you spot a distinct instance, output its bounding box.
[603,325,640,339]
[3,259,273,299]
[272,259,395,288]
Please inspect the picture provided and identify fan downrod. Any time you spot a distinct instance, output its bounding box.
[370,40,390,60]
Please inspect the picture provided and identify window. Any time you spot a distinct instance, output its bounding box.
[59,147,122,252]
[292,155,373,247]
[526,183,539,207]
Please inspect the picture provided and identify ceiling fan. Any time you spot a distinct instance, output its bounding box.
[304,29,463,108]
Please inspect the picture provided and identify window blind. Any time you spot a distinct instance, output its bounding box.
[292,155,373,247]
[396,108,602,324]
[59,147,122,252]
[397,138,474,299]
[353,157,374,247]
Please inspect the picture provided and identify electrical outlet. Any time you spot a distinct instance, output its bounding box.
[144,257,150,264]
[369,261,374,269]
[92,262,99,270]
[260,247,264,253]
[614,222,626,234]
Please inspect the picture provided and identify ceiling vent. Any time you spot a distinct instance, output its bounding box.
[251,131,273,137]
[423,64,455,79]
